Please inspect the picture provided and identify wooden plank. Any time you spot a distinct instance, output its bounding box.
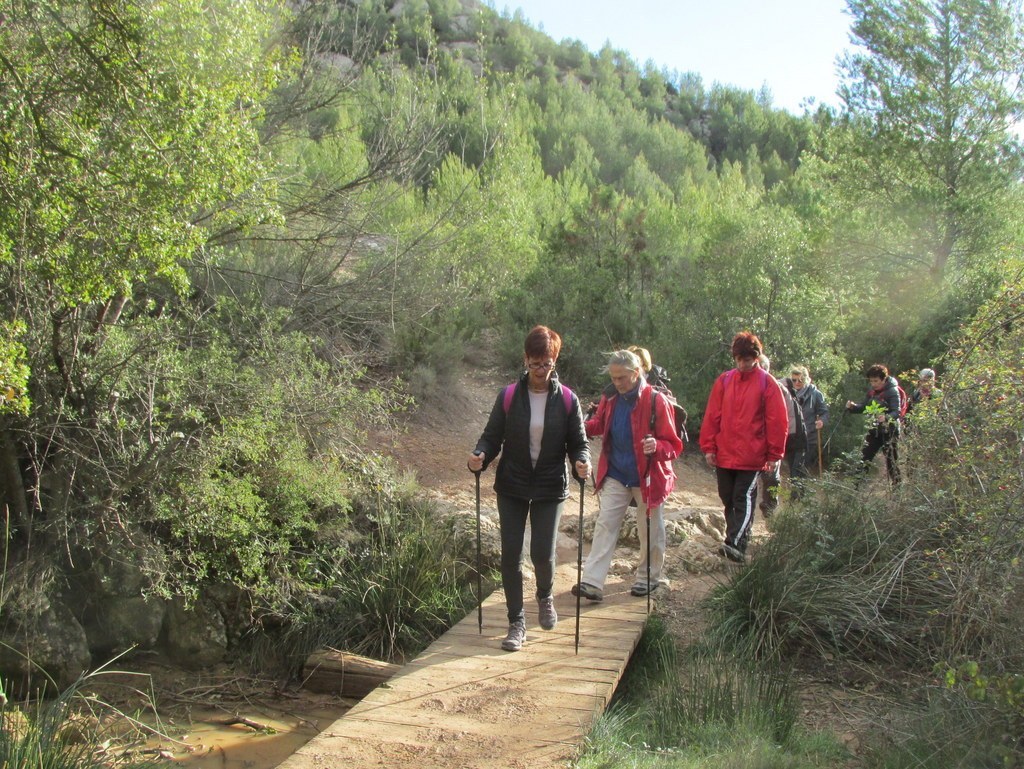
[362,672,611,704]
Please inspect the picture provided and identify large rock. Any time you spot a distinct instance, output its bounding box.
[162,597,227,669]
[442,505,502,573]
[66,530,168,657]
[83,596,166,657]
[0,597,91,696]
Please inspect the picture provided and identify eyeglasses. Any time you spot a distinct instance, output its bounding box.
[527,360,556,370]
[790,377,804,384]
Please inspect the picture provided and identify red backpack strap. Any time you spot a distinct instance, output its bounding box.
[502,382,517,413]
[561,385,574,414]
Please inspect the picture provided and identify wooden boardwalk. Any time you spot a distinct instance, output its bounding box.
[279,565,651,769]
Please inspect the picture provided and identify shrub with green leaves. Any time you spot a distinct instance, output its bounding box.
[270,494,479,666]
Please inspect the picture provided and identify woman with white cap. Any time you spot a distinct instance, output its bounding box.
[907,368,941,415]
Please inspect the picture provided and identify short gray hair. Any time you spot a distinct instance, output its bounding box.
[603,349,642,374]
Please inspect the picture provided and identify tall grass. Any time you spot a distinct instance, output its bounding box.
[862,685,1020,769]
[703,481,946,666]
[576,617,847,769]
[0,664,162,769]
[268,495,484,667]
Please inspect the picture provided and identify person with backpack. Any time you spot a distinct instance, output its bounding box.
[700,332,789,564]
[628,345,671,390]
[757,353,803,517]
[628,346,689,444]
[572,349,683,602]
[787,365,829,484]
[845,363,903,485]
[906,367,941,416]
[468,326,591,652]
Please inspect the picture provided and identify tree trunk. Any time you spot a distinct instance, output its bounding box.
[0,423,28,533]
[301,649,401,698]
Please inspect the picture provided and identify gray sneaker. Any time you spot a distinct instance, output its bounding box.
[630,581,661,597]
[537,596,557,630]
[501,620,526,651]
[570,582,604,602]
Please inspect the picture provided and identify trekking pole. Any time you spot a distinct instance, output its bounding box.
[472,453,483,635]
[575,476,585,655]
[645,502,652,615]
[817,426,824,478]
[644,433,654,616]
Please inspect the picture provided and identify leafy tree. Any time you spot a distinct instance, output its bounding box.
[836,0,1024,281]
[0,0,286,550]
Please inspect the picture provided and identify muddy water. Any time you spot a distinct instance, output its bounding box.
[143,701,350,768]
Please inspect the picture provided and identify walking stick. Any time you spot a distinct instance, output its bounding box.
[472,456,483,635]
[817,426,823,478]
[575,476,585,655]
[645,502,652,615]
[644,433,654,616]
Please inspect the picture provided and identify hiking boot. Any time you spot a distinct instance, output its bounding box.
[570,582,604,602]
[718,543,747,564]
[537,596,557,630]
[630,581,661,597]
[501,620,526,652]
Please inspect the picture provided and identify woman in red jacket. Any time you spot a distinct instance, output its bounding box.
[572,349,683,601]
[700,332,788,564]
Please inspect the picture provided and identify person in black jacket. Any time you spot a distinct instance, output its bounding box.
[846,363,902,485]
[468,326,591,652]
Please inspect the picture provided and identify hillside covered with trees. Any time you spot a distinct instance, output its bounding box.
[1,0,1023,766]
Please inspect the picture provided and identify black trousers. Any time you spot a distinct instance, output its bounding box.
[496,495,563,623]
[715,468,760,552]
[861,426,900,484]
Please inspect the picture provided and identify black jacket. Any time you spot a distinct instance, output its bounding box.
[848,375,901,435]
[474,373,590,501]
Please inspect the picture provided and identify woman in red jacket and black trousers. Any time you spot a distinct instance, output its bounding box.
[700,332,789,564]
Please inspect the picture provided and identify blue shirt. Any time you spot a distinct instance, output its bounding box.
[607,383,640,487]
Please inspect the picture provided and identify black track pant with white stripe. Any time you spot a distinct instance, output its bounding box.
[715,467,760,553]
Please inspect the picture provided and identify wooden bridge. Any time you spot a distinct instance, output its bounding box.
[278,564,651,769]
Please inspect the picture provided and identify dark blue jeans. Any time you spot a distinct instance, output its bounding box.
[496,495,564,623]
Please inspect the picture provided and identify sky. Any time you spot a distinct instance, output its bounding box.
[488,0,855,114]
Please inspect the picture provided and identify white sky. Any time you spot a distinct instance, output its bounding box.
[489,0,854,114]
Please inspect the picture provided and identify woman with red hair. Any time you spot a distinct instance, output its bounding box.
[468,326,591,651]
[699,332,788,564]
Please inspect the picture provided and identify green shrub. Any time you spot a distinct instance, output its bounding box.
[576,618,845,768]
[270,494,481,666]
